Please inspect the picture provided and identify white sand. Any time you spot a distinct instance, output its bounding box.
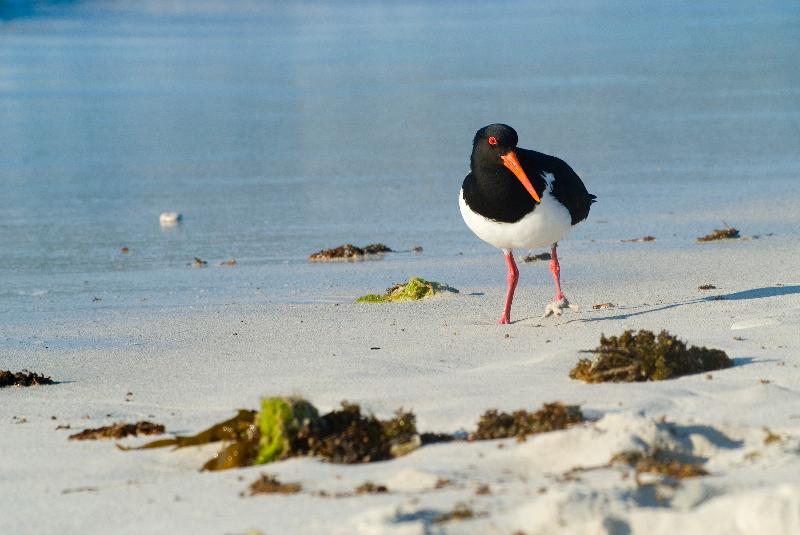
[3,231,800,534]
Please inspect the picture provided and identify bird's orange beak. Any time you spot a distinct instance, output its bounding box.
[501,150,541,203]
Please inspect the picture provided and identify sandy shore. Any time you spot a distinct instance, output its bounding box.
[3,229,800,534]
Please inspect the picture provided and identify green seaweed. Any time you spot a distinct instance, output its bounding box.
[256,397,320,464]
[570,330,732,383]
[356,277,458,303]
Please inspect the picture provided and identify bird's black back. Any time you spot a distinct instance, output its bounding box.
[462,148,595,225]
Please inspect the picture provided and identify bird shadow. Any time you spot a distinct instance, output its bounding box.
[711,285,800,301]
[580,285,799,323]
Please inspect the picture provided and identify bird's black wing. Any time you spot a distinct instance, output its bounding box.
[518,148,595,225]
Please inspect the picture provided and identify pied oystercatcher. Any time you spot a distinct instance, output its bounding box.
[459,124,595,323]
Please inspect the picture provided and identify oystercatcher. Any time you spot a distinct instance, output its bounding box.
[459,124,595,323]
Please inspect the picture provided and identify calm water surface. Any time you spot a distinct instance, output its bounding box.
[1,0,798,318]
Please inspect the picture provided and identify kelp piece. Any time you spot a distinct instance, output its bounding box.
[611,449,708,480]
[0,370,54,387]
[121,409,256,450]
[471,402,584,441]
[256,397,320,464]
[697,227,740,242]
[570,330,732,383]
[202,425,260,471]
[309,243,392,262]
[69,421,165,440]
[356,277,458,303]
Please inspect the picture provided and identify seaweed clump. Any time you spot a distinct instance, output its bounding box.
[126,399,423,470]
[69,421,165,440]
[0,370,54,387]
[697,226,740,242]
[309,243,392,262]
[611,449,708,480]
[357,276,458,303]
[570,330,732,383]
[307,403,420,463]
[471,402,584,441]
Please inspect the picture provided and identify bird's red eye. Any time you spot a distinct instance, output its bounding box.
[488,136,497,146]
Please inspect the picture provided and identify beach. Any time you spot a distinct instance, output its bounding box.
[2,1,800,534]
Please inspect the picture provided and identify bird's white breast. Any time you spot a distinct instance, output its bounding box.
[459,173,572,250]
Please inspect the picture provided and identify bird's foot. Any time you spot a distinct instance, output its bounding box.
[497,315,511,325]
[542,297,578,318]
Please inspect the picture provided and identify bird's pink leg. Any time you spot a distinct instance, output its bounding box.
[499,250,519,324]
[549,243,566,301]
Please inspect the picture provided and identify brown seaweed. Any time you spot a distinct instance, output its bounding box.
[432,503,481,524]
[471,402,584,441]
[121,410,256,450]
[0,370,54,387]
[570,330,732,383]
[307,403,409,463]
[69,421,165,441]
[622,236,656,243]
[309,243,392,262]
[355,482,389,494]
[611,449,708,480]
[247,474,302,495]
[697,226,740,242]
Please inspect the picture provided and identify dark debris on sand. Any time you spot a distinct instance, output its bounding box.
[698,284,717,290]
[432,503,483,524]
[69,421,165,440]
[697,227,740,242]
[355,481,389,494]
[622,235,656,243]
[521,252,551,263]
[471,402,584,441]
[247,474,302,495]
[0,370,54,388]
[611,449,708,480]
[309,243,392,262]
[570,330,732,383]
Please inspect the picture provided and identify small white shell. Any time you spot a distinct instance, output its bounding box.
[159,212,182,226]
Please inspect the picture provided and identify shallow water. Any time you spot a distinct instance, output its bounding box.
[1,0,799,318]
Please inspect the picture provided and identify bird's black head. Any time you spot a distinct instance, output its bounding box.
[470,123,541,203]
[471,123,519,167]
